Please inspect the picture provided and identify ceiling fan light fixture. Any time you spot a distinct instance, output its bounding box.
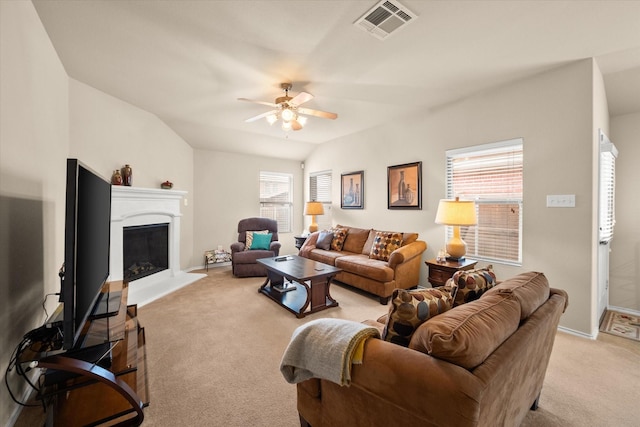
[297,116,307,126]
[281,108,295,122]
[281,121,293,131]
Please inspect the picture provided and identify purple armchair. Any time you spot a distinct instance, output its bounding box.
[230,217,281,277]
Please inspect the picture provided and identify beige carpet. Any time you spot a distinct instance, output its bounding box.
[14,267,640,426]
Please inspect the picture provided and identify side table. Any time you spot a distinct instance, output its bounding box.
[294,235,308,250]
[425,258,478,287]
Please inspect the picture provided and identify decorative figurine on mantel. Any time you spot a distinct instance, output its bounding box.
[111,169,123,185]
[161,180,173,189]
[121,164,133,186]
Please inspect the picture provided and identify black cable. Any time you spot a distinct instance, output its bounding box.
[41,292,60,320]
[4,335,41,407]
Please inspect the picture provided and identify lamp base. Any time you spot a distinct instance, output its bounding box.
[445,255,466,263]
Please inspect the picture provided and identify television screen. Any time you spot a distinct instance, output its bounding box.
[62,159,112,350]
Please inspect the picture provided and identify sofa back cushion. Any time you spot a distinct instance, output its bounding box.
[401,232,418,245]
[450,265,497,307]
[483,271,550,320]
[409,293,521,369]
[342,227,371,253]
[383,285,457,347]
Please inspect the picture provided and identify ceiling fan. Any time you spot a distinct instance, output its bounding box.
[238,83,338,131]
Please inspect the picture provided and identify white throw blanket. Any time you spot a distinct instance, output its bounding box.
[280,318,380,386]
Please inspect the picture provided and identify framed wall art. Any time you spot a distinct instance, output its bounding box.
[341,170,364,209]
[387,161,422,210]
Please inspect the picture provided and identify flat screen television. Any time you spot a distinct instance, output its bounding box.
[60,159,112,350]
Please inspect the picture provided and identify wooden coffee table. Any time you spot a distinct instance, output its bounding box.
[257,255,341,318]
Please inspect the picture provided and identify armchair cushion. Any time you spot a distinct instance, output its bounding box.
[249,233,272,250]
[244,230,269,251]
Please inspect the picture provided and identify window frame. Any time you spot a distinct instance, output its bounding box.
[445,139,524,266]
[259,171,293,233]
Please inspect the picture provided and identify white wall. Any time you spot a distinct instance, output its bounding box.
[69,79,195,270]
[305,60,598,335]
[193,149,303,263]
[0,2,69,425]
[610,112,640,312]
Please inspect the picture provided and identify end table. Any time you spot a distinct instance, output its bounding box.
[425,258,478,287]
[294,235,308,250]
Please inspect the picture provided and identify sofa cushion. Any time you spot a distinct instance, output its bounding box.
[244,230,269,251]
[382,286,457,347]
[307,249,346,266]
[330,227,348,251]
[483,271,550,320]
[249,232,272,250]
[401,232,419,245]
[450,265,497,307]
[369,231,403,262]
[409,293,521,369]
[342,227,371,253]
[335,255,394,282]
[316,231,334,250]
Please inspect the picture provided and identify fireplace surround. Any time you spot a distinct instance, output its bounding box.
[110,186,204,306]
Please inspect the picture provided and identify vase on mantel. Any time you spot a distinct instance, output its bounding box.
[121,164,132,186]
[111,169,123,185]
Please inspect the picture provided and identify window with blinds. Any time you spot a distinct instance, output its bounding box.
[259,171,293,233]
[445,139,523,265]
[310,170,332,231]
[599,132,618,244]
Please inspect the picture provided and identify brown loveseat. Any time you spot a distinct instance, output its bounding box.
[299,225,427,304]
[296,271,568,427]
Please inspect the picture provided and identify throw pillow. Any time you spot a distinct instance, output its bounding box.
[369,231,403,262]
[382,285,457,347]
[316,231,334,250]
[249,232,272,250]
[450,265,496,307]
[330,227,348,251]
[244,230,269,251]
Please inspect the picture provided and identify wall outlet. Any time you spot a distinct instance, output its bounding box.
[546,194,575,208]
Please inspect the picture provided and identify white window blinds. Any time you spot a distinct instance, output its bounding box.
[310,170,332,231]
[259,171,293,233]
[446,139,523,265]
[599,131,618,244]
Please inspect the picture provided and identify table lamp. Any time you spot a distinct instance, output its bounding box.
[304,201,324,233]
[435,197,477,261]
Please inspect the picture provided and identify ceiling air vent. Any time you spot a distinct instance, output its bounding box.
[354,0,417,40]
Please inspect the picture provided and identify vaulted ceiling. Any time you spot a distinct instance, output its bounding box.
[33,0,640,160]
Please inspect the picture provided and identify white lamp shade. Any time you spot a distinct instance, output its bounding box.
[435,198,477,226]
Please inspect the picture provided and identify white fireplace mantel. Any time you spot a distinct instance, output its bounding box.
[110,186,203,306]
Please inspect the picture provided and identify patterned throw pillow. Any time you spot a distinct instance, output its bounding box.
[244,230,268,251]
[382,285,458,347]
[369,231,403,261]
[451,265,496,307]
[330,227,348,251]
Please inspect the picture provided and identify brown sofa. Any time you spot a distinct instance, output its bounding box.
[296,271,568,427]
[299,225,427,304]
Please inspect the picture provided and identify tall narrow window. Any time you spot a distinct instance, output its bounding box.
[445,139,523,265]
[260,171,293,233]
[599,131,618,244]
[310,170,332,231]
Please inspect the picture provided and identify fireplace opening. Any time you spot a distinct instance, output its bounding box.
[123,223,169,282]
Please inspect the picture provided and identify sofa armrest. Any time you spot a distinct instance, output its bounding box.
[550,288,569,312]
[270,241,282,255]
[388,240,427,268]
[230,242,245,253]
[299,232,319,257]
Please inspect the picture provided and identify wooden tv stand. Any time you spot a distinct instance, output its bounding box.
[21,281,149,426]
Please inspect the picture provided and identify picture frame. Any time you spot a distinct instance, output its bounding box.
[341,170,364,209]
[387,161,422,210]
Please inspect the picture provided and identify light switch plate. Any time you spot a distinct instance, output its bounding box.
[546,194,575,208]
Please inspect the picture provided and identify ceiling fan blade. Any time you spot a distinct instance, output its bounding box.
[244,110,277,123]
[297,107,338,120]
[289,91,313,106]
[291,119,303,131]
[237,97,278,108]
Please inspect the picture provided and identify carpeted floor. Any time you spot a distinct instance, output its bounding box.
[600,309,640,341]
[13,267,640,426]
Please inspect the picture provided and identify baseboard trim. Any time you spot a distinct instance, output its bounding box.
[608,305,640,317]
